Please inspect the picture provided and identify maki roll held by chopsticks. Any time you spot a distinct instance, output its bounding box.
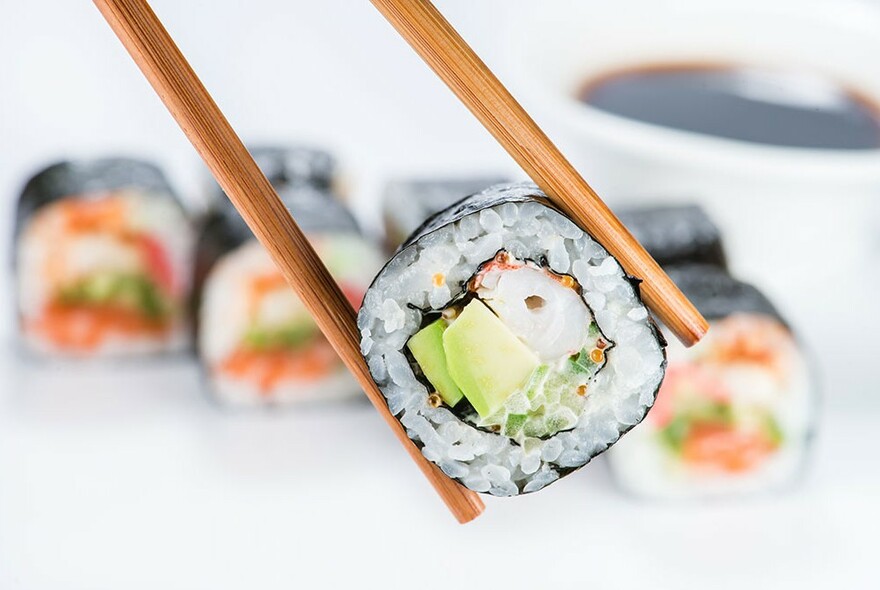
[359,183,667,495]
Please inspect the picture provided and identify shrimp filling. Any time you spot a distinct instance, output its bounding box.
[407,251,614,443]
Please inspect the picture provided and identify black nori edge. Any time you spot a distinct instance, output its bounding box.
[195,181,360,282]
[616,204,727,269]
[252,145,336,191]
[204,145,339,213]
[13,158,180,251]
[664,264,785,325]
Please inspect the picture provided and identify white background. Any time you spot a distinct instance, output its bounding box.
[1,1,878,588]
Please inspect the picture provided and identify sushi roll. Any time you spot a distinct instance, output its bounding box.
[358,182,667,495]
[250,145,338,192]
[608,265,816,499]
[196,183,385,407]
[200,145,341,215]
[616,204,727,269]
[203,145,341,212]
[382,176,510,251]
[14,158,192,356]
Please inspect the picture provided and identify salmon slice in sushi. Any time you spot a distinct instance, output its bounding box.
[608,265,816,498]
[196,161,385,407]
[359,183,667,495]
[14,159,192,356]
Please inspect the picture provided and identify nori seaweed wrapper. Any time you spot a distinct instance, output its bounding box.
[616,204,726,269]
[253,145,336,190]
[665,264,784,325]
[14,158,179,248]
[206,146,338,212]
[382,175,511,249]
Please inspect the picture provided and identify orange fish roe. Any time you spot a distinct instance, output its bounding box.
[432,273,445,287]
[590,348,604,363]
[557,275,576,289]
[576,384,588,396]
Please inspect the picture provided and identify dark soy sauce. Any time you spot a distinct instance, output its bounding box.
[578,63,880,150]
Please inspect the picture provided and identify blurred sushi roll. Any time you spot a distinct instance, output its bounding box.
[202,145,341,214]
[196,181,385,407]
[608,264,816,499]
[358,182,667,496]
[616,204,727,269]
[216,145,342,210]
[382,175,510,251]
[14,158,192,356]
[250,145,338,192]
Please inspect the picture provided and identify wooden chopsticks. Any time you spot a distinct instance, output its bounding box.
[370,0,709,347]
[93,0,485,524]
[93,0,706,524]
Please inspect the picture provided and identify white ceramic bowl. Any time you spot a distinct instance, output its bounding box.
[506,0,880,185]
[504,0,880,402]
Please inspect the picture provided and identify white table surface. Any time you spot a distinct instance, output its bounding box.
[1,1,878,588]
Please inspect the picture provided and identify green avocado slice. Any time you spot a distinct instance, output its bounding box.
[407,319,463,407]
[442,299,539,418]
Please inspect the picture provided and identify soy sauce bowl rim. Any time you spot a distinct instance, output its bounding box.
[554,95,880,182]
[504,0,880,185]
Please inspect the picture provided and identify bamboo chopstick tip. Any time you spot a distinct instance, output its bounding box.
[456,496,486,524]
[679,315,710,348]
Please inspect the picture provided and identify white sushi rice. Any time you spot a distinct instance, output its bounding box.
[358,184,666,495]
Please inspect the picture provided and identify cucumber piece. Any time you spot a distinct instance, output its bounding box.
[504,414,528,437]
[524,365,549,400]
